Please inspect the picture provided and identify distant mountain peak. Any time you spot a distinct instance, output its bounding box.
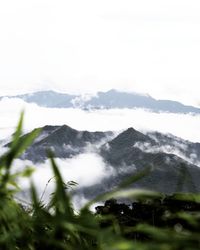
[108,127,154,150]
[103,89,117,93]
[60,124,76,131]
[1,89,200,114]
[125,127,136,133]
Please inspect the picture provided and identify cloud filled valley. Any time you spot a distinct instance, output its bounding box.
[12,154,114,209]
[1,97,200,208]
[1,97,200,142]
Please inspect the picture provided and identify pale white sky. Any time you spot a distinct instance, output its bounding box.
[0,0,200,105]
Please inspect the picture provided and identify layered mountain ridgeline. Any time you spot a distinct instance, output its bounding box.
[14,125,114,163]
[1,89,200,114]
[0,91,76,108]
[79,128,200,199]
[4,125,200,195]
[94,128,200,195]
[81,89,200,114]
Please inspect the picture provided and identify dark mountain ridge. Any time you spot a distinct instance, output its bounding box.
[18,125,113,162]
[97,128,200,195]
[4,124,200,196]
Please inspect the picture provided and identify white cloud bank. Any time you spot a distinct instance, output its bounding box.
[12,153,114,206]
[0,97,199,208]
[0,98,200,142]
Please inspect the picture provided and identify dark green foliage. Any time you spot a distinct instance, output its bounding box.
[1,113,200,249]
[96,196,200,241]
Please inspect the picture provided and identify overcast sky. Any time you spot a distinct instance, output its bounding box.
[0,0,200,106]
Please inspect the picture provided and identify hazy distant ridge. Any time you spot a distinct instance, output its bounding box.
[1,89,200,114]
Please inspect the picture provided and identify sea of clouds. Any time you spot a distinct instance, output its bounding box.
[1,97,200,142]
[1,97,200,208]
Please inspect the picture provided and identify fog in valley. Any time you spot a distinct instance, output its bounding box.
[1,97,200,208]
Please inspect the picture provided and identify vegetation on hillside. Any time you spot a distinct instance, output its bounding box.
[1,113,200,249]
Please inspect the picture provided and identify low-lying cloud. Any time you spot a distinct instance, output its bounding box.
[1,97,200,208]
[133,141,199,166]
[1,97,200,143]
[12,153,114,206]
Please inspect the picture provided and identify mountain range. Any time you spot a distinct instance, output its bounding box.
[5,124,200,198]
[1,89,200,114]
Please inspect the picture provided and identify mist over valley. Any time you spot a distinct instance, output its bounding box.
[1,90,200,207]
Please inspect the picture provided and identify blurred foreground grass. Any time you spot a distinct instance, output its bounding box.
[1,113,200,249]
